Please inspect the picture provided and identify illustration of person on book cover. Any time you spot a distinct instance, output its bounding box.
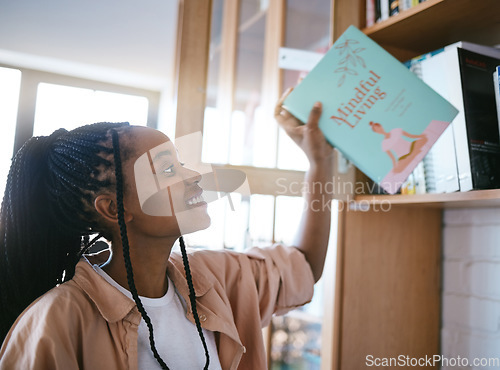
[369,121,428,173]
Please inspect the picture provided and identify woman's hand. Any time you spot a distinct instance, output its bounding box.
[274,88,334,166]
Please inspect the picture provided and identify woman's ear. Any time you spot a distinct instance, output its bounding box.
[94,194,134,223]
[94,194,118,223]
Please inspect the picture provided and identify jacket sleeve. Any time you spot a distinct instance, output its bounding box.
[189,244,315,328]
[244,244,315,326]
[0,293,81,370]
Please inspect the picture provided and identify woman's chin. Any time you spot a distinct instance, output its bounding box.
[176,208,211,235]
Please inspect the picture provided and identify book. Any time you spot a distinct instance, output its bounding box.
[366,0,376,27]
[375,0,382,23]
[458,49,500,189]
[389,0,399,16]
[410,53,461,193]
[495,66,500,133]
[415,45,500,191]
[282,25,459,194]
[399,0,412,12]
[380,0,389,21]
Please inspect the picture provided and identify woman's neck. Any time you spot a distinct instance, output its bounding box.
[102,235,176,298]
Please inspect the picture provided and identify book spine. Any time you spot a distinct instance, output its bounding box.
[418,53,462,193]
[389,0,399,16]
[413,161,427,194]
[380,0,389,21]
[457,49,500,189]
[366,0,376,27]
[400,0,411,11]
[422,153,436,193]
[495,66,500,136]
[375,0,382,22]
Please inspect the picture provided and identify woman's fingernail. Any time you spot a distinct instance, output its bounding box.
[314,102,322,108]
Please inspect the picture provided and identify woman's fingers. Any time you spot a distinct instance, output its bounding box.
[274,88,300,129]
[306,102,322,128]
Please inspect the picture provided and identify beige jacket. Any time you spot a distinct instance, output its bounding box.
[0,245,314,370]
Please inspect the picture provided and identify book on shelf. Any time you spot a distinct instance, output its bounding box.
[282,25,458,195]
[378,0,389,22]
[409,43,500,192]
[495,66,500,133]
[409,53,461,193]
[389,0,399,16]
[399,0,412,12]
[366,0,376,27]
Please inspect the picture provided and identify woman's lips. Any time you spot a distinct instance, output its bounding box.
[185,192,207,208]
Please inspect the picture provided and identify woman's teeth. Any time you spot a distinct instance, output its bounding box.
[186,195,204,206]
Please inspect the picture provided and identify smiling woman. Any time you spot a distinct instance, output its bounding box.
[0,97,333,369]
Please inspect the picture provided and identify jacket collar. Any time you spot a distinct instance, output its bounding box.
[72,257,139,324]
[71,252,214,323]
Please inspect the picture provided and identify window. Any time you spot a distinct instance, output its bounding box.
[33,83,149,136]
[180,0,335,368]
[0,65,159,206]
[0,67,22,196]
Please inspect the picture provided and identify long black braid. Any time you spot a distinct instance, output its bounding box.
[111,130,210,370]
[179,236,210,370]
[0,122,129,343]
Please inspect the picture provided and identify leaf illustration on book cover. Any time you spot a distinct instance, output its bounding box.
[334,38,365,86]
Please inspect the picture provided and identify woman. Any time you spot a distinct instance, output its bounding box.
[369,121,428,174]
[0,94,333,369]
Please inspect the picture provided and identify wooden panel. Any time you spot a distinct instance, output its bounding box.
[331,205,347,370]
[355,189,500,208]
[212,163,304,196]
[13,70,38,153]
[331,0,365,41]
[216,0,239,123]
[338,206,442,369]
[175,0,213,138]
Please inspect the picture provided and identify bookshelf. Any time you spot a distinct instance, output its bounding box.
[331,0,500,369]
[363,0,500,61]
[355,189,500,208]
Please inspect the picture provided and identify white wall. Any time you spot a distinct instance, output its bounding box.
[441,208,500,370]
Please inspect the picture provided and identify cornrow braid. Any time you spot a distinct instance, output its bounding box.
[0,122,129,343]
[179,236,210,370]
[111,130,210,370]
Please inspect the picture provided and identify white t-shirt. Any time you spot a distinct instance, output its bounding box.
[95,266,222,370]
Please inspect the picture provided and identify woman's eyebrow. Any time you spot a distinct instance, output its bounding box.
[152,150,173,161]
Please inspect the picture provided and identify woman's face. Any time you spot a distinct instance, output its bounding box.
[121,126,210,237]
[370,122,384,134]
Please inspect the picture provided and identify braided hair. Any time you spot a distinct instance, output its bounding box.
[0,123,209,369]
[0,122,128,342]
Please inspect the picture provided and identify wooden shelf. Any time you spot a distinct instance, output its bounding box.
[363,0,500,61]
[354,189,500,208]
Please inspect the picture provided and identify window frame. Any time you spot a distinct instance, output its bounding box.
[0,63,161,156]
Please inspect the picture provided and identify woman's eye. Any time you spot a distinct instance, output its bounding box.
[162,165,174,176]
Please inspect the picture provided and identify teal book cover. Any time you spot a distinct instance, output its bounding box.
[283,25,459,194]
